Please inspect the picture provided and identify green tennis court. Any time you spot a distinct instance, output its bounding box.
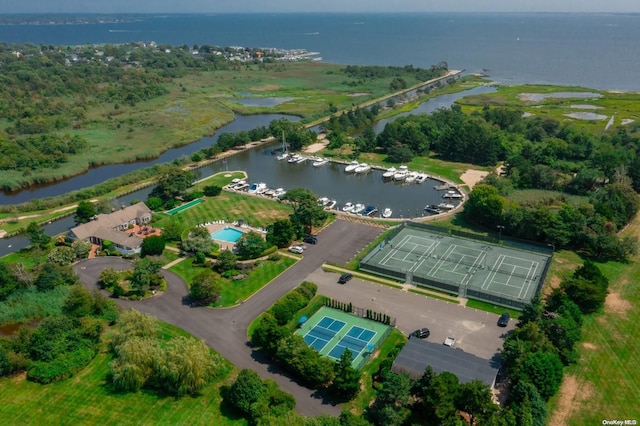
[360,224,552,310]
[296,306,391,370]
[165,198,203,215]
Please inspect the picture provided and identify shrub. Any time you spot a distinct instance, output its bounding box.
[27,347,96,384]
[141,235,166,257]
[203,185,222,197]
[261,245,278,257]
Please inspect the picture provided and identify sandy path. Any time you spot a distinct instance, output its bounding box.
[459,169,489,189]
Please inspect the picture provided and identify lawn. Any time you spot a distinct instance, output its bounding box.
[169,256,297,307]
[0,322,242,426]
[153,191,293,231]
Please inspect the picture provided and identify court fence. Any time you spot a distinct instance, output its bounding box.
[324,298,396,327]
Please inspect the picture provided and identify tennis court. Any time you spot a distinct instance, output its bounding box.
[296,307,391,370]
[360,224,552,309]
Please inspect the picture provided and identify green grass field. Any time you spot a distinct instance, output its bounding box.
[0,322,242,426]
[169,256,297,307]
[545,223,640,424]
[153,191,293,231]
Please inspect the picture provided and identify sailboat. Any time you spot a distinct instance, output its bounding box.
[276,132,289,160]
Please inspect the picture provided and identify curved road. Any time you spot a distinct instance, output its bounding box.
[74,219,384,417]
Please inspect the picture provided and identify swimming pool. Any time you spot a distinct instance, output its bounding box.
[210,227,244,243]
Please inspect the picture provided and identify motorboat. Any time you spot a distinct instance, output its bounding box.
[234,182,249,191]
[295,155,307,164]
[317,197,330,206]
[352,203,366,214]
[442,190,463,199]
[405,171,418,183]
[363,205,378,216]
[424,205,442,214]
[248,182,267,194]
[415,173,428,183]
[393,165,409,181]
[264,189,276,197]
[325,199,337,209]
[272,188,286,198]
[228,180,246,190]
[231,178,241,184]
[345,161,360,173]
[382,167,397,179]
[382,208,393,218]
[342,202,355,212]
[256,185,269,195]
[354,163,371,174]
[312,157,328,167]
[288,154,302,163]
[437,202,456,210]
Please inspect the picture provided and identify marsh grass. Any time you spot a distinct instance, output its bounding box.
[0,286,71,324]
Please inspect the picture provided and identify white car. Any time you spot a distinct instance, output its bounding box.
[288,246,304,254]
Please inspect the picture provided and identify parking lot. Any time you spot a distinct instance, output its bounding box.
[305,268,514,361]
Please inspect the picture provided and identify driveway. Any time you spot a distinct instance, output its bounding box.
[74,218,384,417]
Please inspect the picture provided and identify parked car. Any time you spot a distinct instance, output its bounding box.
[498,312,510,327]
[303,235,318,244]
[411,328,430,339]
[294,243,307,250]
[443,336,456,347]
[288,246,304,254]
[338,273,353,284]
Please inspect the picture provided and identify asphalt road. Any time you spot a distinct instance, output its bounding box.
[74,218,384,417]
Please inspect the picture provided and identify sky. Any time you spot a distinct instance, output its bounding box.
[2,0,640,14]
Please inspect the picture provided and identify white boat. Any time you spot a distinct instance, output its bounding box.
[393,165,409,181]
[317,197,330,206]
[272,188,286,198]
[231,178,241,184]
[288,154,301,163]
[295,155,307,164]
[415,173,428,183]
[382,167,397,179]
[345,161,360,173]
[437,202,456,210]
[405,171,418,183]
[352,203,366,214]
[382,208,393,218]
[442,190,463,199]
[256,185,269,195]
[425,204,442,214]
[312,157,328,167]
[248,182,267,194]
[354,163,371,174]
[342,202,355,212]
[325,199,337,209]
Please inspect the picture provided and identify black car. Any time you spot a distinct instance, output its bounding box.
[338,273,353,284]
[411,328,430,339]
[498,312,510,327]
[303,235,318,244]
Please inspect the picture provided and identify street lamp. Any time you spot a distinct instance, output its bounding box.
[497,225,505,241]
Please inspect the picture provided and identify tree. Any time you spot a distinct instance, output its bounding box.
[110,336,158,392]
[150,165,194,201]
[517,351,564,400]
[560,276,608,314]
[182,226,215,256]
[111,309,161,350]
[369,372,412,426]
[456,380,497,425]
[141,235,166,257]
[189,270,221,306]
[235,231,267,259]
[227,369,266,415]
[266,219,295,248]
[99,267,120,290]
[203,185,222,196]
[0,262,21,300]
[71,240,92,259]
[62,285,93,318]
[464,184,506,227]
[47,246,76,266]
[385,144,414,163]
[216,249,237,273]
[162,218,184,241]
[282,188,328,236]
[510,381,547,426]
[157,336,218,396]
[35,263,76,292]
[330,349,362,401]
[130,258,163,297]
[74,200,96,224]
[25,222,51,250]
